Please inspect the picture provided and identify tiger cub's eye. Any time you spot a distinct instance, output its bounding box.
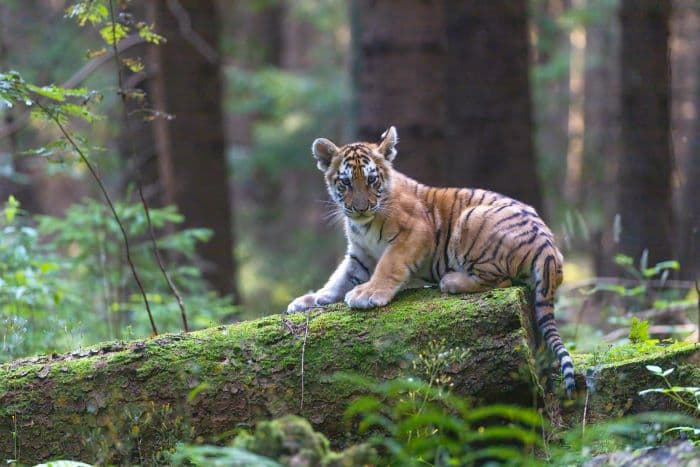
[341,177,352,186]
[367,175,377,184]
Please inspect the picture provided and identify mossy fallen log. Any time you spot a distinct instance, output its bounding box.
[1,287,698,464]
[0,287,539,464]
[567,341,700,424]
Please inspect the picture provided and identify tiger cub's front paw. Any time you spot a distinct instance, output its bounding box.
[286,291,337,314]
[344,284,392,309]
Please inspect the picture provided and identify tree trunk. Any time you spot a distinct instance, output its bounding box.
[0,287,539,463]
[671,0,700,280]
[445,0,543,212]
[147,1,238,300]
[531,0,572,219]
[617,0,674,266]
[352,0,449,186]
[585,0,622,276]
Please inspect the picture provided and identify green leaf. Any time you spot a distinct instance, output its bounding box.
[629,317,650,344]
[122,57,144,73]
[187,382,211,402]
[5,195,19,223]
[27,84,66,101]
[646,365,663,375]
[136,22,166,44]
[99,23,129,45]
[65,2,108,27]
[614,254,634,266]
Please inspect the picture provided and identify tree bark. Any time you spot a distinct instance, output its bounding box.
[352,0,449,186]
[147,1,239,299]
[617,0,674,265]
[445,0,543,212]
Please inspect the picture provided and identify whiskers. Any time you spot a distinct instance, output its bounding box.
[317,200,346,226]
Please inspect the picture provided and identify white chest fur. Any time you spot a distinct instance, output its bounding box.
[346,219,388,261]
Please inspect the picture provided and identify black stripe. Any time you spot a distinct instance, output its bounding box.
[503,228,538,272]
[537,314,555,327]
[500,219,530,234]
[529,242,550,273]
[494,203,512,214]
[378,220,386,241]
[427,188,436,206]
[493,211,521,229]
[543,328,557,341]
[541,255,554,297]
[432,228,442,281]
[349,255,370,276]
[442,191,458,273]
[348,274,363,286]
[475,217,526,264]
[562,362,574,370]
[463,206,499,259]
[466,189,475,205]
[386,228,403,244]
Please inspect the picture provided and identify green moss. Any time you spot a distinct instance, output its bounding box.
[573,341,698,369]
[15,286,694,462]
[2,286,538,462]
[563,341,700,425]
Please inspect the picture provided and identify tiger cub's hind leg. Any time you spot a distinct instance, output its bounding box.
[439,271,511,294]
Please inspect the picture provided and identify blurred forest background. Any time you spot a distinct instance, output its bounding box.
[0,0,698,361]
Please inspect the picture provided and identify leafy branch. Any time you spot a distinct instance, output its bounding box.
[0,72,159,335]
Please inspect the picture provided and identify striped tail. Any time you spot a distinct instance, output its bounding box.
[533,247,575,397]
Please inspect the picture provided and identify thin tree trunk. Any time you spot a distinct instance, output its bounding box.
[352,0,448,186]
[445,0,543,211]
[671,0,700,280]
[618,0,673,265]
[147,1,239,300]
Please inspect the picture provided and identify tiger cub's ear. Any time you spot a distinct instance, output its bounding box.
[378,126,398,161]
[311,138,338,171]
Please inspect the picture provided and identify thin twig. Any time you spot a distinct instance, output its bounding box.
[695,276,700,343]
[582,387,589,439]
[109,0,189,332]
[560,276,697,293]
[300,310,310,412]
[34,100,158,335]
[139,189,188,332]
[603,324,697,342]
[693,227,699,344]
[166,0,219,64]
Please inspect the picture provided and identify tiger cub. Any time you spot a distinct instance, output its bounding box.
[287,126,575,396]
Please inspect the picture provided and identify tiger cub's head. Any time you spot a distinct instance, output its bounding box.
[312,127,398,225]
